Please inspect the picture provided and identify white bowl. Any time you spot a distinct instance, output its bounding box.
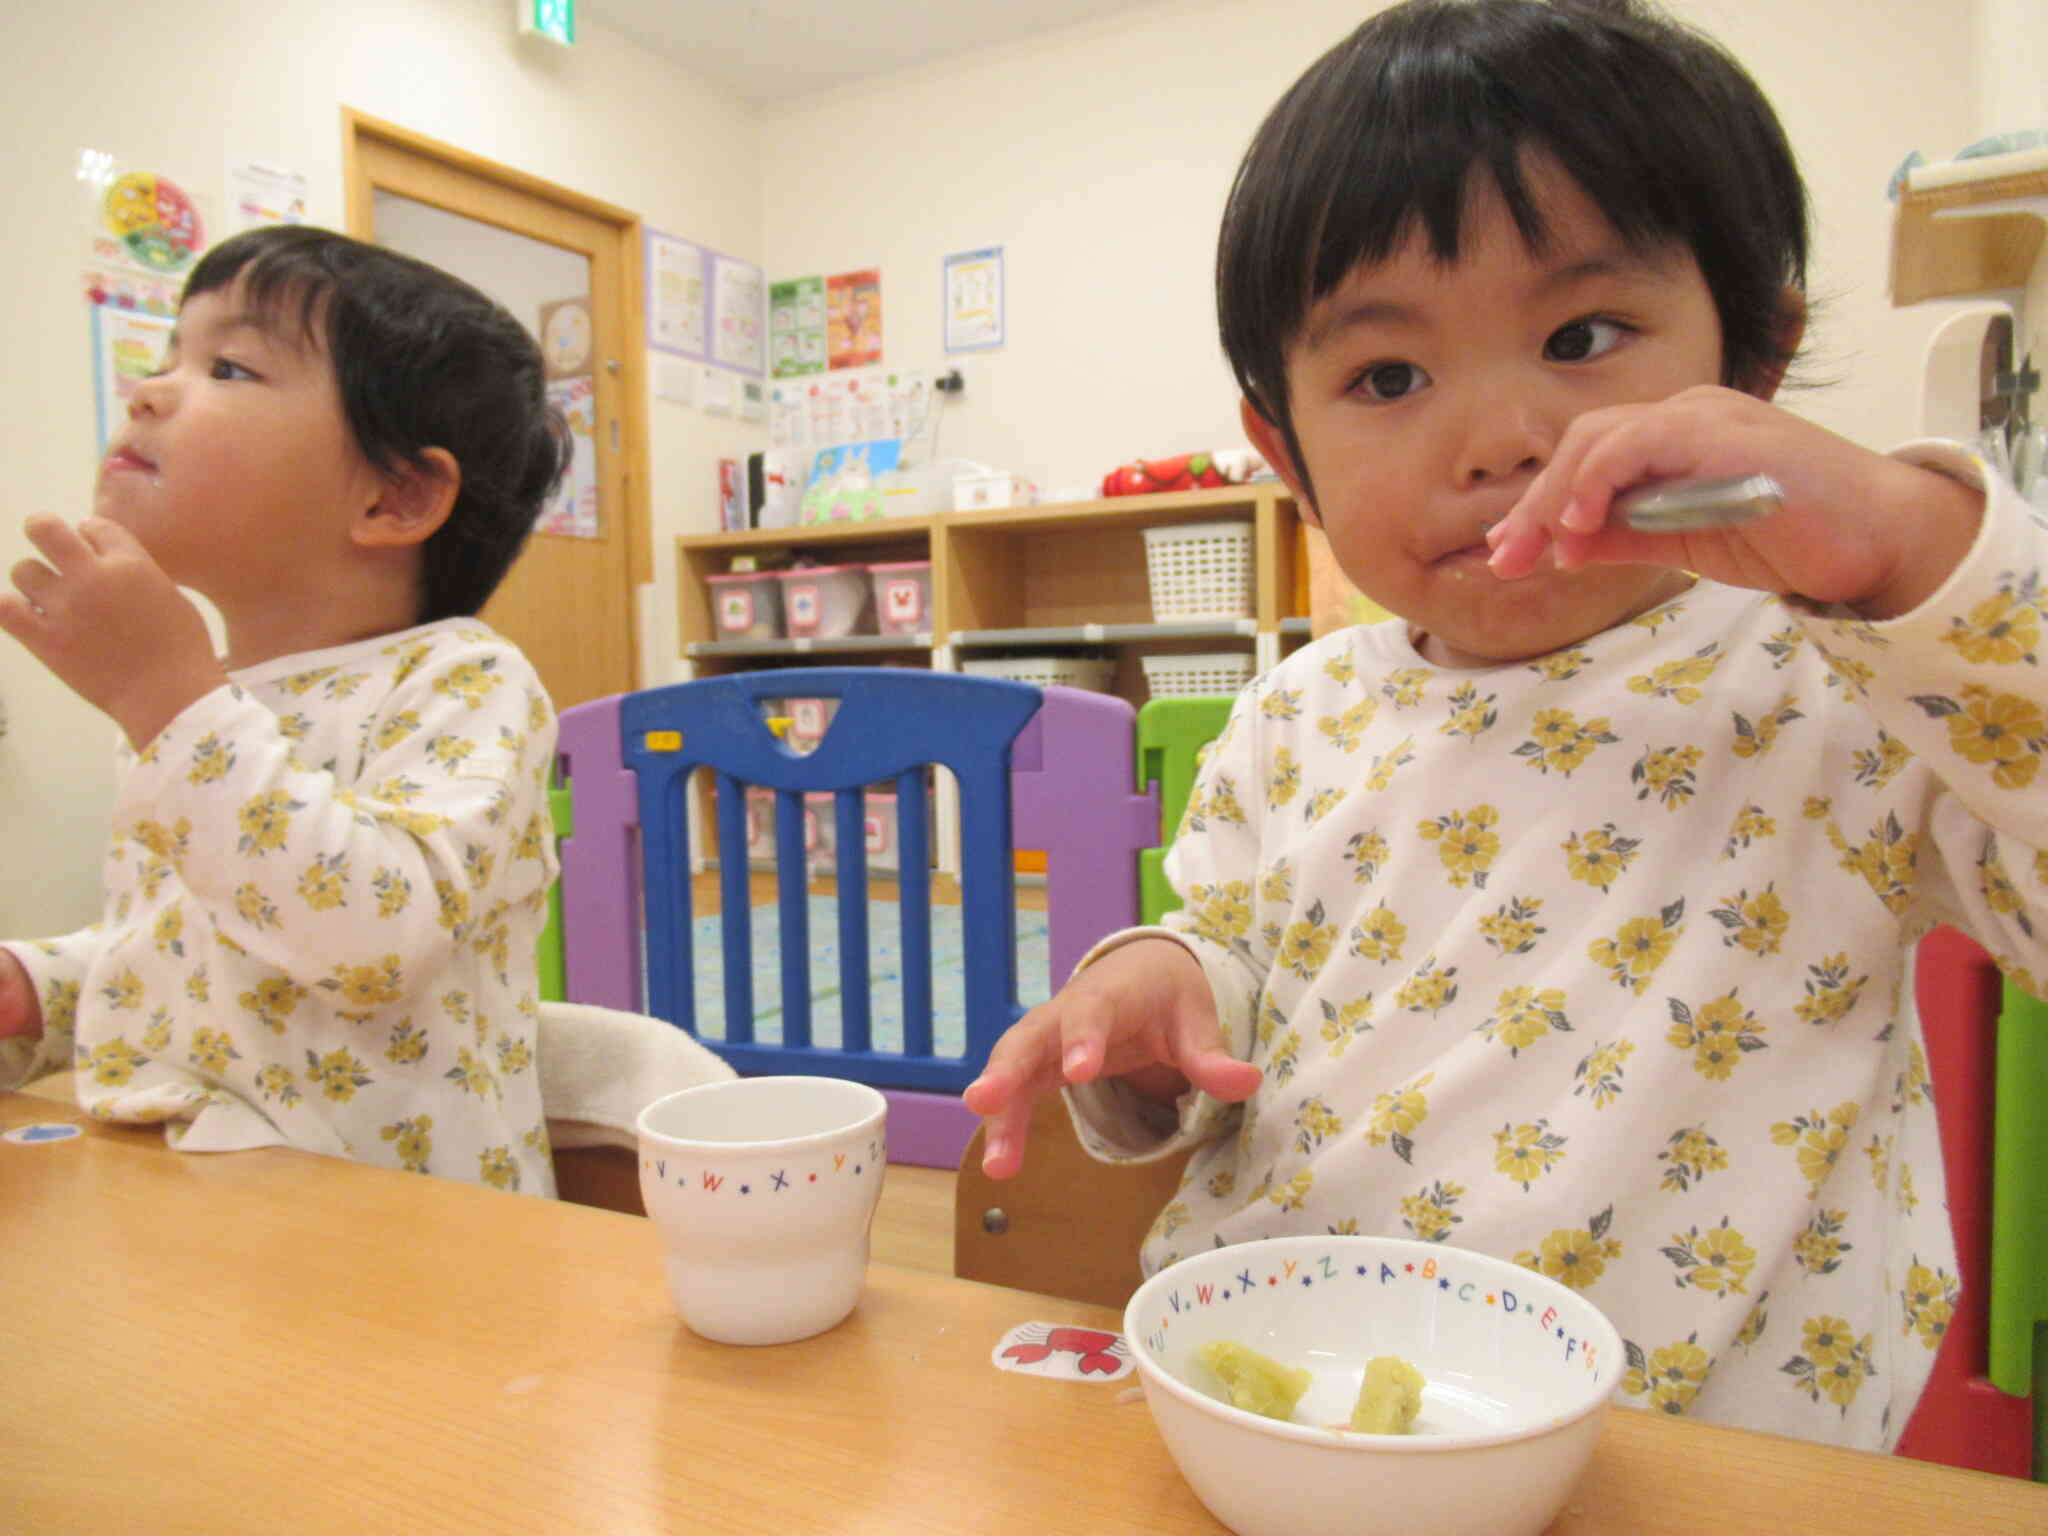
[1124,1234,1620,1536]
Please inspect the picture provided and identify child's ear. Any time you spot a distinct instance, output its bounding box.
[355,447,460,549]
[1739,290,1809,403]
[1239,397,1321,527]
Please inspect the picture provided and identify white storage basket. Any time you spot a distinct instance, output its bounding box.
[1141,651,1256,698]
[1142,520,1254,621]
[960,654,1117,692]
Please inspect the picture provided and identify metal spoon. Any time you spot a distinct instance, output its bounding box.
[1616,474,1785,532]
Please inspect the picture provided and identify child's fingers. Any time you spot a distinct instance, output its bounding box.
[9,557,56,612]
[1178,1042,1262,1103]
[21,514,92,571]
[0,589,40,641]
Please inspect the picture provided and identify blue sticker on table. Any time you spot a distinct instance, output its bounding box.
[4,1123,83,1145]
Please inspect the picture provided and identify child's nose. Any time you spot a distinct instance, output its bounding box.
[1455,399,1552,487]
[127,370,175,419]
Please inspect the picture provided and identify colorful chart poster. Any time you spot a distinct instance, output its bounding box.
[826,268,881,370]
[712,254,765,375]
[90,303,174,452]
[944,246,1004,352]
[646,229,709,360]
[81,155,206,316]
[228,156,307,234]
[96,169,205,278]
[536,375,599,538]
[770,275,826,378]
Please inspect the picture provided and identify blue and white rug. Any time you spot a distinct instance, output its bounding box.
[690,896,1052,1053]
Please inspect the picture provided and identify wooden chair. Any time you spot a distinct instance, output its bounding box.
[954,1092,1192,1310]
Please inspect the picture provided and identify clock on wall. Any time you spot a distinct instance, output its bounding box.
[539,296,594,380]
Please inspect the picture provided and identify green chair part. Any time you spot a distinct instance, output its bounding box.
[535,772,574,1003]
[1135,695,1237,925]
[1989,977,2048,1480]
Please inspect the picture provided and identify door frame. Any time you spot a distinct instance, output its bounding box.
[339,108,653,675]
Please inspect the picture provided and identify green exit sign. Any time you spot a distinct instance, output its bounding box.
[517,0,574,46]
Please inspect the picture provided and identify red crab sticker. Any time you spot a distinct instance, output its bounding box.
[992,1322,1134,1382]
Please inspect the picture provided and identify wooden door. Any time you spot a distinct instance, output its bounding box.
[341,111,650,709]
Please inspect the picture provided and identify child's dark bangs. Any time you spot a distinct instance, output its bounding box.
[1305,31,1688,311]
[184,238,334,355]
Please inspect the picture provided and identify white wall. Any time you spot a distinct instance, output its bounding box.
[0,0,761,933]
[761,0,1987,489]
[1975,0,2048,140]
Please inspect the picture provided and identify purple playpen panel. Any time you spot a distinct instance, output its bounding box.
[1011,686,1159,987]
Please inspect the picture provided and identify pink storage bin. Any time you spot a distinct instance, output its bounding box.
[803,789,901,873]
[705,570,783,640]
[743,786,776,863]
[776,564,874,639]
[868,560,933,636]
[783,694,840,755]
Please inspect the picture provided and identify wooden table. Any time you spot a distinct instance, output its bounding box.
[5,1092,2046,1534]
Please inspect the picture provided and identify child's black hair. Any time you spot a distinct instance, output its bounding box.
[1218,0,1809,511]
[182,225,569,623]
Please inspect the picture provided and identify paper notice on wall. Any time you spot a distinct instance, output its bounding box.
[700,365,737,416]
[712,254,765,375]
[90,303,174,452]
[536,375,599,537]
[826,268,881,370]
[80,151,204,314]
[944,246,1004,352]
[771,275,826,378]
[653,352,697,405]
[228,156,307,234]
[647,229,709,359]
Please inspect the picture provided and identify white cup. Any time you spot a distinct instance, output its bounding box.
[635,1076,888,1345]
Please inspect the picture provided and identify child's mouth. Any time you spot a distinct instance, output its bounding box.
[102,446,158,478]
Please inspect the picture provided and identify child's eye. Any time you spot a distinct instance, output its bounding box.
[1352,360,1431,402]
[1545,317,1629,364]
[209,356,258,382]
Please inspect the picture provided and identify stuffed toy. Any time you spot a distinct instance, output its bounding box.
[1100,448,1266,497]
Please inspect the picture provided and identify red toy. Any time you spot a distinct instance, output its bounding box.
[1100,449,1264,497]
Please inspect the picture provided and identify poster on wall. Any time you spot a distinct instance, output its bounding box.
[711,254,765,375]
[80,151,208,315]
[536,292,600,539]
[90,303,174,452]
[826,268,881,370]
[944,246,1004,353]
[770,275,826,378]
[227,156,307,234]
[536,374,599,538]
[646,229,709,360]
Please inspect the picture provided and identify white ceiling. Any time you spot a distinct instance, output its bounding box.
[580,0,1171,104]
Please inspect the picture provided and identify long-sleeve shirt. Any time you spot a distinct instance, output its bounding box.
[2,619,560,1196]
[1070,444,2048,1450]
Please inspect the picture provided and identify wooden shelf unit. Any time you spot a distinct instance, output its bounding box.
[1890,161,2048,308]
[675,483,1303,696]
[1890,152,2048,389]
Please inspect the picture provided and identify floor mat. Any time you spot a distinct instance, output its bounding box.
[690,896,1052,1054]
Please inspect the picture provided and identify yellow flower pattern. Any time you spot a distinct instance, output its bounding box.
[1515,1205,1623,1290]
[10,622,556,1198]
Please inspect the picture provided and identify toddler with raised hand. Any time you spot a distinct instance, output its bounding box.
[966,0,2048,1448]
[1,225,570,1194]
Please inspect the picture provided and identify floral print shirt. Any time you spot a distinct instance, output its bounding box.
[1069,445,2048,1450]
[2,620,560,1196]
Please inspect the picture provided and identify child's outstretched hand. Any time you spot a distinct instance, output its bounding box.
[1486,385,1984,621]
[0,515,227,751]
[963,936,1262,1179]
[0,949,42,1041]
